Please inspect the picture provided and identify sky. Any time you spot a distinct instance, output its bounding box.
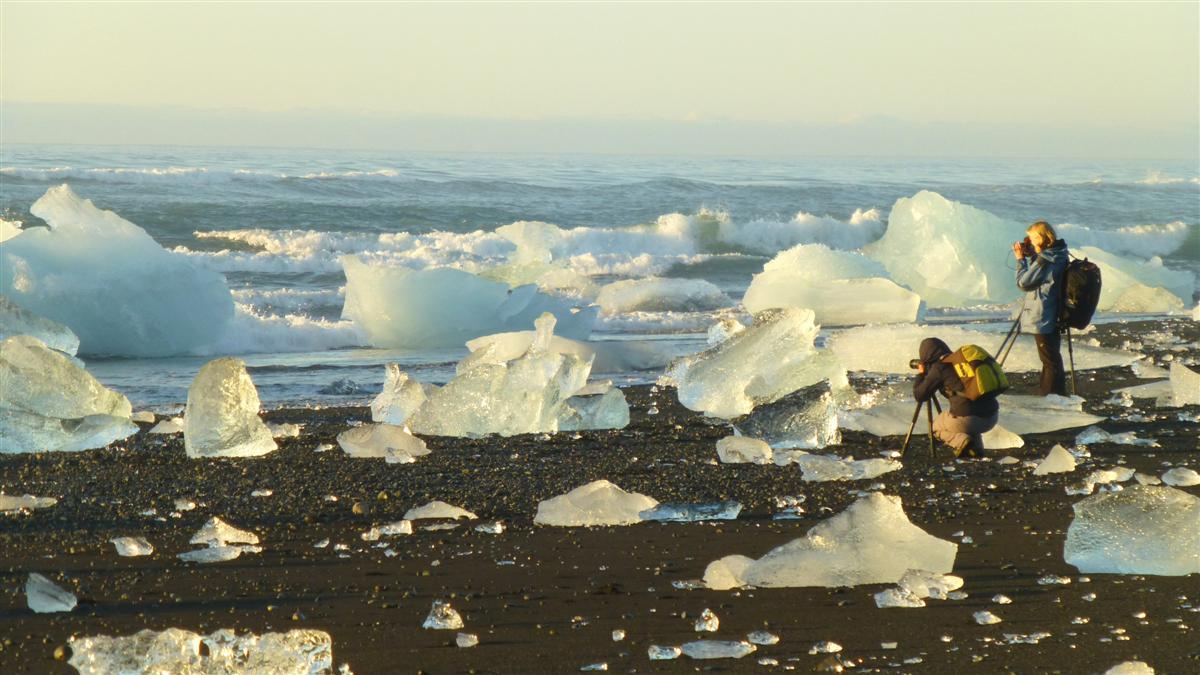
[2,2,1198,157]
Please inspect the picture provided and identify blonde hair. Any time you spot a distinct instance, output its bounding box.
[1027,220,1057,244]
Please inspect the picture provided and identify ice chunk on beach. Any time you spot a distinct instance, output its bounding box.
[1162,467,1200,487]
[149,417,184,434]
[708,494,956,588]
[1034,445,1077,475]
[184,357,277,458]
[130,410,155,424]
[874,569,965,609]
[863,191,1024,307]
[1064,486,1200,576]
[1104,662,1155,675]
[110,536,154,557]
[0,493,57,512]
[190,517,260,547]
[370,364,428,426]
[404,501,477,520]
[423,600,465,630]
[640,501,742,522]
[732,386,841,449]
[776,452,902,482]
[703,555,755,591]
[0,335,137,453]
[1075,426,1158,447]
[828,323,1139,375]
[0,185,233,357]
[408,313,592,437]
[1169,362,1200,406]
[557,387,630,431]
[1076,245,1194,311]
[67,628,333,675]
[663,308,846,419]
[341,255,596,348]
[26,573,76,613]
[534,479,659,526]
[595,277,730,314]
[0,295,79,355]
[743,244,922,325]
[716,436,773,464]
[336,424,430,464]
[680,640,756,660]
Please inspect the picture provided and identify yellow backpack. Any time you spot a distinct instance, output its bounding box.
[941,344,1009,401]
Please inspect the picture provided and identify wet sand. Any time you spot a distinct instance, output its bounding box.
[1,319,1197,673]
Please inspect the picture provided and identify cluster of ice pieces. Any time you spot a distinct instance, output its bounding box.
[775,451,902,482]
[1,335,138,453]
[704,494,956,589]
[341,255,596,349]
[1075,426,1159,447]
[743,244,922,325]
[184,357,277,458]
[179,517,262,563]
[1064,486,1199,576]
[663,308,846,419]
[874,570,965,609]
[67,627,333,674]
[1,185,234,356]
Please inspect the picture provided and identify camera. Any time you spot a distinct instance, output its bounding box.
[1017,236,1034,257]
[909,358,922,370]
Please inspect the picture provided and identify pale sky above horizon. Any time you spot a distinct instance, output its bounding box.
[2,2,1197,155]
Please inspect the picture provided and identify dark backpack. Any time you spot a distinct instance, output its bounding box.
[1059,257,1102,330]
[941,344,1009,401]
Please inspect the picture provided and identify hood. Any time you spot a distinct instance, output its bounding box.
[1038,238,1068,262]
[919,337,952,364]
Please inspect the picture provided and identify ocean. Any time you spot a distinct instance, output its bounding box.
[1,145,1196,409]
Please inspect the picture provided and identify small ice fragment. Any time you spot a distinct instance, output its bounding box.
[640,501,741,522]
[0,494,57,512]
[130,410,156,423]
[611,629,626,642]
[1161,467,1200,487]
[178,546,257,563]
[757,657,779,666]
[534,480,658,526]
[360,527,381,542]
[266,422,301,438]
[26,573,76,613]
[1135,473,1162,486]
[173,498,196,511]
[974,611,1002,625]
[314,443,332,453]
[993,594,1012,604]
[314,539,329,548]
[647,645,681,660]
[747,630,779,646]
[874,587,926,608]
[881,641,898,650]
[808,640,842,654]
[190,517,259,547]
[681,640,757,660]
[473,521,505,534]
[337,423,429,463]
[716,436,773,464]
[149,418,184,434]
[898,570,964,600]
[456,632,479,648]
[250,489,273,497]
[1038,575,1071,585]
[110,536,153,557]
[404,500,477,520]
[694,608,719,632]
[422,600,464,629]
[580,663,607,671]
[997,456,1020,465]
[379,520,414,536]
[1033,444,1077,475]
[1104,661,1155,675]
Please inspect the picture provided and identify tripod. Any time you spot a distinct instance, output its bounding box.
[996,314,1079,396]
[900,394,942,459]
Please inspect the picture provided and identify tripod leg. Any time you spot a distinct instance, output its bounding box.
[900,399,924,457]
[931,394,943,415]
[926,400,936,458]
[1066,327,1078,396]
[995,315,1021,366]
[1000,321,1021,366]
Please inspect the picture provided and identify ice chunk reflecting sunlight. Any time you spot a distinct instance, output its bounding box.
[67,627,333,675]
[535,480,659,526]
[184,357,277,459]
[1064,486,1200,576]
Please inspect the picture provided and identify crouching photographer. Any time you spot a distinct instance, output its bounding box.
[911,337,1002,458]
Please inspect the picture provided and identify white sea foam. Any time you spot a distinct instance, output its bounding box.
[209,304,365,355]
[719,208,885,254]
[1056,221,1192,259]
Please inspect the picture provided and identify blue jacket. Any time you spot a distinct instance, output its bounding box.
[1016,239,1069,334]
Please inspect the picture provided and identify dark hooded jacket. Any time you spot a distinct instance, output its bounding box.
[913,337,1000,418]
[1016,239,1069,334]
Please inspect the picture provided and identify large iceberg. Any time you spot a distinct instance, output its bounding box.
[183,357,277,458]
[1064,486,1199,576]
[534,479,659,526]
[0,185,234,356]
[595,277,730,314]
[742,245,922,325]
[828,323,1139,374]
[341,255,597,348]
[0,295,79,355]
[663,308,847,419]
[704,494,957,588]
[407,313,592,437]
[863,191,1023,307]
[0,335,137,453]
[67,628,333,674]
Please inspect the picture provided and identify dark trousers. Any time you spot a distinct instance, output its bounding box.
[1034,332,1067,396]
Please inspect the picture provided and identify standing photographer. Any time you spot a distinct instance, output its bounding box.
[1013,221,1069,396]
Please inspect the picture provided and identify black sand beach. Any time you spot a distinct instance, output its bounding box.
[1,319,1197,673]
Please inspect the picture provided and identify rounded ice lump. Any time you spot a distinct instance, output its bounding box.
[183,357,277,458]
[0,185,233,357]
